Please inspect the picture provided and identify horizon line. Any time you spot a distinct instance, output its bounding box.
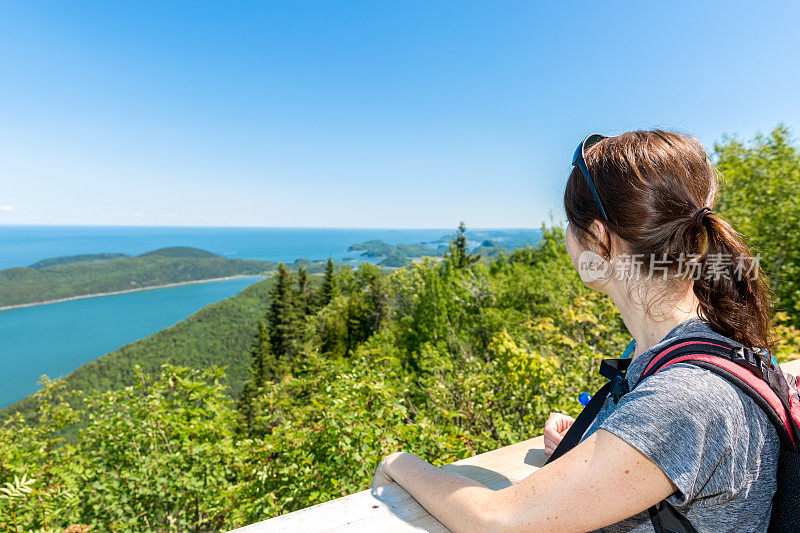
[0,223,548,231]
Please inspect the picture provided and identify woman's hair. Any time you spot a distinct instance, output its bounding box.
[564,130,774,351]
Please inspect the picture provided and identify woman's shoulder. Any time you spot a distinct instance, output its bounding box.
[603,361,780,506]
[615,360,776,441]
[592,357,779,532]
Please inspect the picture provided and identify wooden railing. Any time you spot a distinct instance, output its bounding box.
[233,358,800,533]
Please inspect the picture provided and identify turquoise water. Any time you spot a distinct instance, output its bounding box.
[0,276,263,408]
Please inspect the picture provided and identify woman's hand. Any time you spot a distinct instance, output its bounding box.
[370,451,405,489]
[543,412,576,457]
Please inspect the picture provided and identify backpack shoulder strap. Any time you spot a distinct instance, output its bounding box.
[636,336,762,384]
[545,357,632,464]
[545,379,612,464]
[640,336,797,448]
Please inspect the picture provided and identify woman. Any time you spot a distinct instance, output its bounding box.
[370,130,780,532]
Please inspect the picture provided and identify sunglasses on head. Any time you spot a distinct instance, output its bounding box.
[572,133,609,220]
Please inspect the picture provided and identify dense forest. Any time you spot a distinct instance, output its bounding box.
[0,247,329,308]
[1,126,799,532]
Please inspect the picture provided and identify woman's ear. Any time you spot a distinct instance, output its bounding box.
[587,219,613,258]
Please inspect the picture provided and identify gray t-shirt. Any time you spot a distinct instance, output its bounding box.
[581,317,779,532]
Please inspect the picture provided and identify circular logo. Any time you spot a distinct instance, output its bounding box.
[578,250,612,282]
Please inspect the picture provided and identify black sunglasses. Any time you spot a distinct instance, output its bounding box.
[572,133,609,220]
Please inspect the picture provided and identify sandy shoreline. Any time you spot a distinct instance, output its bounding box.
[0,274,268,312]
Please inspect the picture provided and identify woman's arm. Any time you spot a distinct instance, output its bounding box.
[374,428,677,533]
[373,451,497,532]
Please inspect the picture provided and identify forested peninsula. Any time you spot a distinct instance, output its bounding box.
[0,246,326,308]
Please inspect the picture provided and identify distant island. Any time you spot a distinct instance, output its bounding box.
[346,240,442,266]
[346,228,543,267]
[0,246,327,309]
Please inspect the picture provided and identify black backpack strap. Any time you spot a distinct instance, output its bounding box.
[601,358,632,402]
[546,357,630,464]
[648,500,699,533]
[545,379,611,464]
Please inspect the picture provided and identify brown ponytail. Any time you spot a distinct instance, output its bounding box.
[564,130,775,351]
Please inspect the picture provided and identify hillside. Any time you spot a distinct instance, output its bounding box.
[0,275,278,421]
[0,246,286,307]
[29,253,130,269]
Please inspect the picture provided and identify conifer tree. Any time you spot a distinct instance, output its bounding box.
[360,263,388,337]
[236,320,272,430]
[296,267,314,315]
[319,256,337,306]
[266,263,303,376]
[447,221,481,269]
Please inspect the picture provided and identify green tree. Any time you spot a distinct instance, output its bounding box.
[313,263,388,358]
[237,320,273,431]
[0,377,83,531]
[715,124,800,323]
[266,264,304,376]
[319,256,337,307]
[296,267,314,315]
[77,366,241,532]
[345,264,388,352]
[445,221,481,270]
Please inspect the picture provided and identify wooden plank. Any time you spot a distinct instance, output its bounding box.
[233,359,800,532]
[781,357,800,375]
[234,484,451,533]
[231,437,546,532]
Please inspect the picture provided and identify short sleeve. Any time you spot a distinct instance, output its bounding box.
[596,363,752,506]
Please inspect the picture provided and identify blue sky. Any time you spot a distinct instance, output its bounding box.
[1,1,798,228]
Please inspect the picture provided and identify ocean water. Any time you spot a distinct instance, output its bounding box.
[0,225,457,269]
[0,276,264,408]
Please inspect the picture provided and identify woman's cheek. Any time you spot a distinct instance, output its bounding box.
[565,225,580,270]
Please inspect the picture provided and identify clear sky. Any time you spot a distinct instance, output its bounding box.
[1,1,798,228]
